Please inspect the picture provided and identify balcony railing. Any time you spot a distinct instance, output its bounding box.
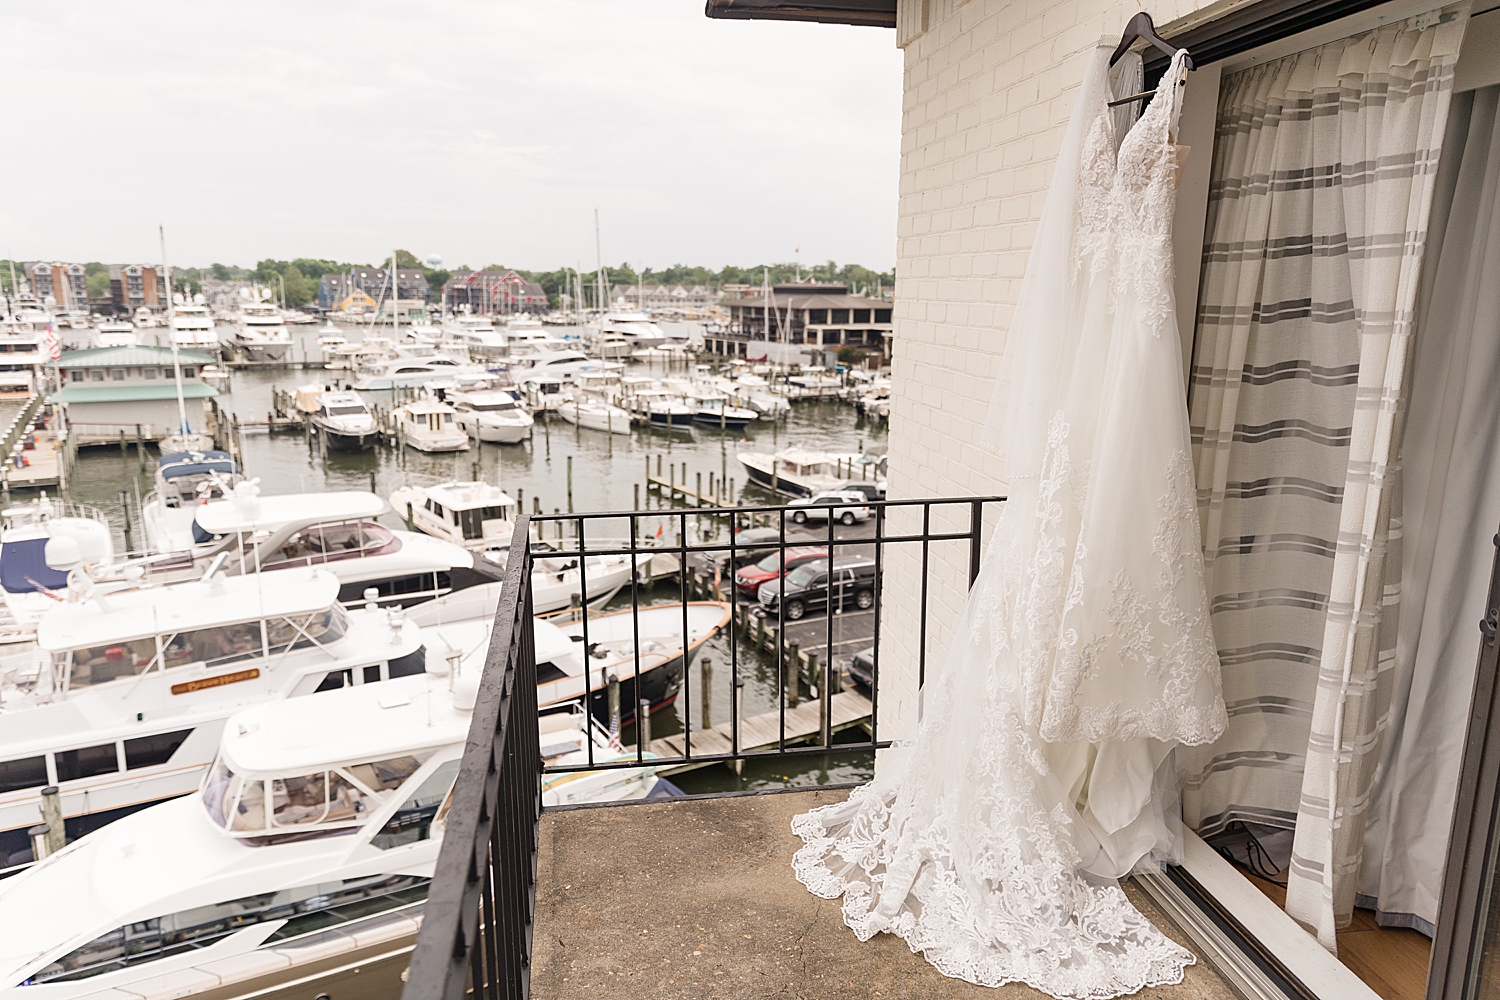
[402,495,1003,1000]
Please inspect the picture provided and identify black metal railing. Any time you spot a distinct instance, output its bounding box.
[402,494,1002,1000]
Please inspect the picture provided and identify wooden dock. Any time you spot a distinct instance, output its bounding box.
[2,430,64,490]
[643,456,736,510]
[644,689,872,775]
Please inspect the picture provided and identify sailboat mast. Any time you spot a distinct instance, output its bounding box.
[391,251,399,340]
[159,225,188,437]
[594,209,605,326]
[762,268,769,343]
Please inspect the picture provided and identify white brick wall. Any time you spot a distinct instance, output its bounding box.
[877,0,1224,748]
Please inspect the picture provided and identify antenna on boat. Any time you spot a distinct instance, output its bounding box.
[159,225,190,448]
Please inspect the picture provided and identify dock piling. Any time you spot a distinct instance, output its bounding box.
[786,640,800,708]
[639,699,652,748]
[39,786,64,856]
[701,658,713,730]
[608,673,621,737]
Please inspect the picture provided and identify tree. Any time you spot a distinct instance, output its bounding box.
[282,265,314,308]
[86,270,110,299]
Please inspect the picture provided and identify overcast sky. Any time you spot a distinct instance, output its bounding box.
[3,2,901,273]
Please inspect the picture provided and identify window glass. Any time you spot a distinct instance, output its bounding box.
[142,367,157,379]
[388,646,426,678]
[69,370,82,383]
[202,756,236,828]
[270,772,328,828]
[182,367,196,378]
[56,743,119,782]
[110,369,125,381]
[372,759,460,850]
[457,506,510,540]
[124,730,192,770]
[754,552,782,571]
[0,755,48,794]
[89,369,104,382]
[315,669,351,692]
[68,638,157,686]
[785,563,825,587]
[163,622,261,669]
[264,605,349,653]
[229,778,266,832]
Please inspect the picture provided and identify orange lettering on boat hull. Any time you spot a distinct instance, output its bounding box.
[171,668,260,695]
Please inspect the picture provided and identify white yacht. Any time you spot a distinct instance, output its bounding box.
[691,391,757,429]
[590,329,632,359]
[351,354,480,391]
[168,294,218,351]
[595,310,667,350]
[447,384,534,443]
[308,390,379,452]
[233,289,292,361]
[442,314,507,358]
[391,397,469,452]
[0,567,426,857]
[0,496,114,646]
[389,481,518,552]
[559,393,632,435]
[139,450,243,555]
[737,448,885,497]
[92,319,136,348]
[0,670,666,995]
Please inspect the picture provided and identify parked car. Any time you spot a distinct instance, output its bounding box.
[733,546,830,596]
[787,490,871,525]
[713,526,785,573]
[837,480,886,502]
[757,557,879,620]
[849,646,876,691]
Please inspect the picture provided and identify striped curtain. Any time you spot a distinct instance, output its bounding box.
[1181,7,1470,952]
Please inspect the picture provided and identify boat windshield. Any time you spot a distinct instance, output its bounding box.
[468,400,518,412]
[326,405,368,416]
[214,752,431,839]
[259,521,395,568]
[457,506,512,541]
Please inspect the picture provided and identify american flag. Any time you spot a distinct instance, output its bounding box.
[42,323,60,361]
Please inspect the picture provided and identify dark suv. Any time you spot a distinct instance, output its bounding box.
[756,558,879,620]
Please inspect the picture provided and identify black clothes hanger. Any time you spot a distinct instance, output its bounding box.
[1106,12,1194,107]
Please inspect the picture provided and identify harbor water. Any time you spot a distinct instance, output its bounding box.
[44,326,887,794]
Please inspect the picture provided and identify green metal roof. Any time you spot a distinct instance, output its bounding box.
[53,383,219,403]
[57,346,216,367]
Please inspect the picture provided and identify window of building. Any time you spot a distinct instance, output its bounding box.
[875,309,892,323]
[89,370,105,382]
[853,309,871,323]
[110,369,125,381]
[142,367,157,379]
[832,309,850,324]
[70,370,83,383]
[182,367,195,378]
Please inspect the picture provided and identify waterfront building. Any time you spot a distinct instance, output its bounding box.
[317,267,430,310]
[53,345,217,445]
[608,284,720,311]
[23,263,88,309]
[712,282,892,364]
[106,264,168,313]
[441,269,548,315]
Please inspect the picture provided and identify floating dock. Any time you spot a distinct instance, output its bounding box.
[645,689,873,775]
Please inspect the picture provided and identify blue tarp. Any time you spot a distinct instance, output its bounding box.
[157,450,238,480]
[0,538,69,594]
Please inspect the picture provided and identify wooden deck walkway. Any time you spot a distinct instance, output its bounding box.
[645,689,872,774]
[2,430,64,489]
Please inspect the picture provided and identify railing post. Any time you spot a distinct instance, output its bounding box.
[970,499,984,588]
[639,699,652,749]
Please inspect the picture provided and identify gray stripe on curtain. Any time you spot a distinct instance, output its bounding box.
[1181,5,1470,952]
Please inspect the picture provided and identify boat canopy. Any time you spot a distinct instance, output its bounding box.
[157,450,237,479]
[0,537,68,594]
[194,491,388,536]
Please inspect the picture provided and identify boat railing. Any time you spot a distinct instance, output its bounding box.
[403,495,1005,1000]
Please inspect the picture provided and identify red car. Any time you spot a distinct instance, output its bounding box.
[733,547,829,596]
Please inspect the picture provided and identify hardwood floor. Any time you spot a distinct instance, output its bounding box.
[1244,873,1432,1000]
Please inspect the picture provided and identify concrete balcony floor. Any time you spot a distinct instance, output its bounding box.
[532,788,1236,999]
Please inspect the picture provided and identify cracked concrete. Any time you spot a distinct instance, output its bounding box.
[531,788,1238,999]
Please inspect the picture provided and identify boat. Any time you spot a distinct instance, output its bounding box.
[559,394,632,435]
[0,666,667,993]
[167,294,218,351]
[442,314,507,358]
[308,389,379,452]
[591,330,632,359]
[632,388,693,428]
[232,288,292,361]
[391,396,470,452]
[0,495,115,646]
[432,600,730,723]
[0,566,427,858]
[351,354,480,391]
[737,448,875,497]
[516,371,570,412]
[594,310,667,350]
[139,450,243,555]
[691,392,757,429]
[197,362,230,387]
[447,383,534,443]
[92,319,136,348]
[132,306,161,329]
[389,481,519,552]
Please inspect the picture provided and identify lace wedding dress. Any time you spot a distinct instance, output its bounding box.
[791,47,1226,998]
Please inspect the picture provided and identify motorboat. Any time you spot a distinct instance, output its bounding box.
[0,496,114,646]
[168,294,218,351]
[0,669,666,994]
[156,429,215,455]
[391,396,469,452]
[351,354,481,391]
[505,326,569,358]
[516,371,570,412]
[633,388,693,428]
[389,481,519,552]
[197,363,231,387]
[92,319,135,348]
[691,392,757,430]
[308,389,379,452]
[132,306,161,329]
[590,330,632,359]
[447,384,534,444]
[737,448,881,498]
[595,310,667,350]
[442,314,507,358]
[0,567,426,858]
[558,394,631,435]
[432,601,730,724]
[785,368,844,398]
[233,288,292,361]
[716,375,790,420]
[140,450,243,555]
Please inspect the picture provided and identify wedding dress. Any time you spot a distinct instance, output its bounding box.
[791,46,1227,998]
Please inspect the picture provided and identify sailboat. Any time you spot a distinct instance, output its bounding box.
[156,227,214,455]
